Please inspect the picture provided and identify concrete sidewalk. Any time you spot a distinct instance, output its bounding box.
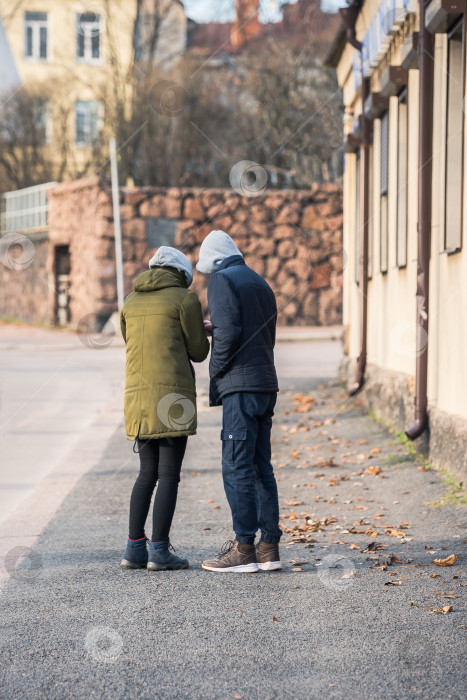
[0,378,466,699]
[0,322,342,351]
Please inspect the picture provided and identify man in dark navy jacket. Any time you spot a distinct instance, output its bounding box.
[196,230,282,573]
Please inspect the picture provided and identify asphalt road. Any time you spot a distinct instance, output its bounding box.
[0,324,342,524]
[0,340,123,524]
[0,375,465,699]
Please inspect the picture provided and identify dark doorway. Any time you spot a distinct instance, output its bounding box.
[55,245,71,326]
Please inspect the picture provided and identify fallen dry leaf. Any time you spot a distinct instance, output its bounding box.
[387,529,407,538]
[433,554,457,567]
[213,505,220,510]
[283,499,304,506]
[426,605,453,614]
[206,499,214,503]
[292,567,303,572]
[349,544,360,550]
[364,466,382,476]
[356,439,368,445]
[384,580,402,586]
[191,471,197,476]
[272,616,281,622]
[370,447,381,454]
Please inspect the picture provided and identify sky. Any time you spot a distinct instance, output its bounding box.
[181,0,346,23]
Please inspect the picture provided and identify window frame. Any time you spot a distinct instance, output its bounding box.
[354,152,361,285]
[24,12,48,62]
[379,110,389,273]
[396,87,408,268]
[443,17,465,255]
[368,142,374,279]
[75,100,101,146]
[76,13,102,64]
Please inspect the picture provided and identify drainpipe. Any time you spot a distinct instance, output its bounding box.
[405,0,434,440]
[349,75,371,396]
[339,4,362,52]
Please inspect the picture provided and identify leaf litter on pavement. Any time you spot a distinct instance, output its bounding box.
[272,388,464,615]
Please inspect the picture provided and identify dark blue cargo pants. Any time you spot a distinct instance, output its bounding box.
[220,392,282,545]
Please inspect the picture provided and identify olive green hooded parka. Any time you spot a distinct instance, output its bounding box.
[120,267,210,441]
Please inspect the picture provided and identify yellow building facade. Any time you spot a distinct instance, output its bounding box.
[328,0,467,480]
[0,0,187,177]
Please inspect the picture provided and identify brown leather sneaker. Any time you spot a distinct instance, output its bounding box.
[256,541,282,571]
[202,540,259,573]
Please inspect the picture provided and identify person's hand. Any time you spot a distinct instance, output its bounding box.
[203,320,213,337]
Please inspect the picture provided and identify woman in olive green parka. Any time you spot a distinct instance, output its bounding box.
[120,246,210,571]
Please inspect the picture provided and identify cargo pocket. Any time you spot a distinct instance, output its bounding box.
[220,429,247,465]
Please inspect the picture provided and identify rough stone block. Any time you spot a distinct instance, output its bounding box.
[122,218,146,242]
[285,257,311,281]
[301,205,325,231]
[319,287,342,325]
[184,197,205,221]
[273,225,295,240]
[211,215,233,231]
[276,203,301,225]
[326,214,344,232]
[245,256,265,276]
[266,257,280,278]
[310,263,331,289]
[277,239,297,259]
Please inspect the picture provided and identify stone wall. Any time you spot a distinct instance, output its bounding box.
[1,177,343,329]
[94,180,343,327]
[0,231,50,324]
[47,177,115,327]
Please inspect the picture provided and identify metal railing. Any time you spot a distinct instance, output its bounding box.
[0,181,57,233]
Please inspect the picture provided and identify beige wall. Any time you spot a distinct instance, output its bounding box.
[338,0,467,421]
[1,0,138,171]
[429,32,467,417]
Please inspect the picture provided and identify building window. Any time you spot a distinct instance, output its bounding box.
[34,98,49,144]
[380,111,389,273]
[354,153,361,284]
[444,19,464,253]
[397,89,408,268]
[75,101,101,145]
[76,13,101,62]
[24,12,48,61]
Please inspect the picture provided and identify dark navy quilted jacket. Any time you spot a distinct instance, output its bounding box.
[207,255,279,406]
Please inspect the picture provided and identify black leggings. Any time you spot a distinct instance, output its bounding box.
[128,436,187,542]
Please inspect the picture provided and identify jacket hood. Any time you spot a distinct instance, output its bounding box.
[148,246,193,286]
[196,230,243,275]
[134,267,187,292]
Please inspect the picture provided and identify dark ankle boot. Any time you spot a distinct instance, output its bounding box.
[147,542,189,571]
[121,537,148,569]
